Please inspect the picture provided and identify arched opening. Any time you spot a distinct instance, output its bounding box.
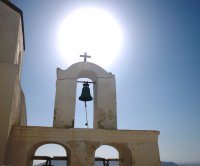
[75,78,94,128]
[32,143,68,166]
[95,145,119,166]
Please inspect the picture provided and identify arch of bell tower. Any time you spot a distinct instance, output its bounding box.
[53,62,117,130]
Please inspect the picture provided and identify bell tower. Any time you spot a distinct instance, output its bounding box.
[53,54,117,130]
[1,2,160,165]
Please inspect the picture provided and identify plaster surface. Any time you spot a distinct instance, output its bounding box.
[0,1,24,67]
[54,62,117,130]
[5,126,160,166]
[0,1,26,164]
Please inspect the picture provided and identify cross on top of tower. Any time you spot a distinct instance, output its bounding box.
[80,52,91,62]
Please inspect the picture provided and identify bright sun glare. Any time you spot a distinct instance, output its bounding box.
[57,7,123,67]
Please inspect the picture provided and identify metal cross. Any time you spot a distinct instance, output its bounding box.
[80,52,91,62]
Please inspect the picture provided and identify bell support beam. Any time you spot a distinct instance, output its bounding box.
[77,81,95,84]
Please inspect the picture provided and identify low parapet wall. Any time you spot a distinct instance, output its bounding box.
[5,126,160,166]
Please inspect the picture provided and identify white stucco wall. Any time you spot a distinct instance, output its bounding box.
[0,1,21,64]
[0,1,26,164]
[53,62,117,129]
[5,126,160,166]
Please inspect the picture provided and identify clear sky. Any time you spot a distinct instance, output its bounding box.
[11,0,200,164]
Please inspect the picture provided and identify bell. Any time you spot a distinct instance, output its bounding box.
[79,82,93,102]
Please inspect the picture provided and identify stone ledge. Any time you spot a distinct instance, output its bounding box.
[10,126,159,142]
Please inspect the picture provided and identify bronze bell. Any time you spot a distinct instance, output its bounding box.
[79,82,93,102]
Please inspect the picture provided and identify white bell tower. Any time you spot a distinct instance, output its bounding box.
[53,54,117,130]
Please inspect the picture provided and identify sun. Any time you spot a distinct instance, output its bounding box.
[57,7,123,68]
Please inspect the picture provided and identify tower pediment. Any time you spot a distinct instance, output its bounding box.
[57,62,113,81]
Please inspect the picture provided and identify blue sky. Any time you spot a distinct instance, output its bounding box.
[11,0,200,164]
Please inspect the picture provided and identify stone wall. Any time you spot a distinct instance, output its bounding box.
[0,1,21,64]
[0,1,26,164]
[54,62,117,130]
[5,126,160,166]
